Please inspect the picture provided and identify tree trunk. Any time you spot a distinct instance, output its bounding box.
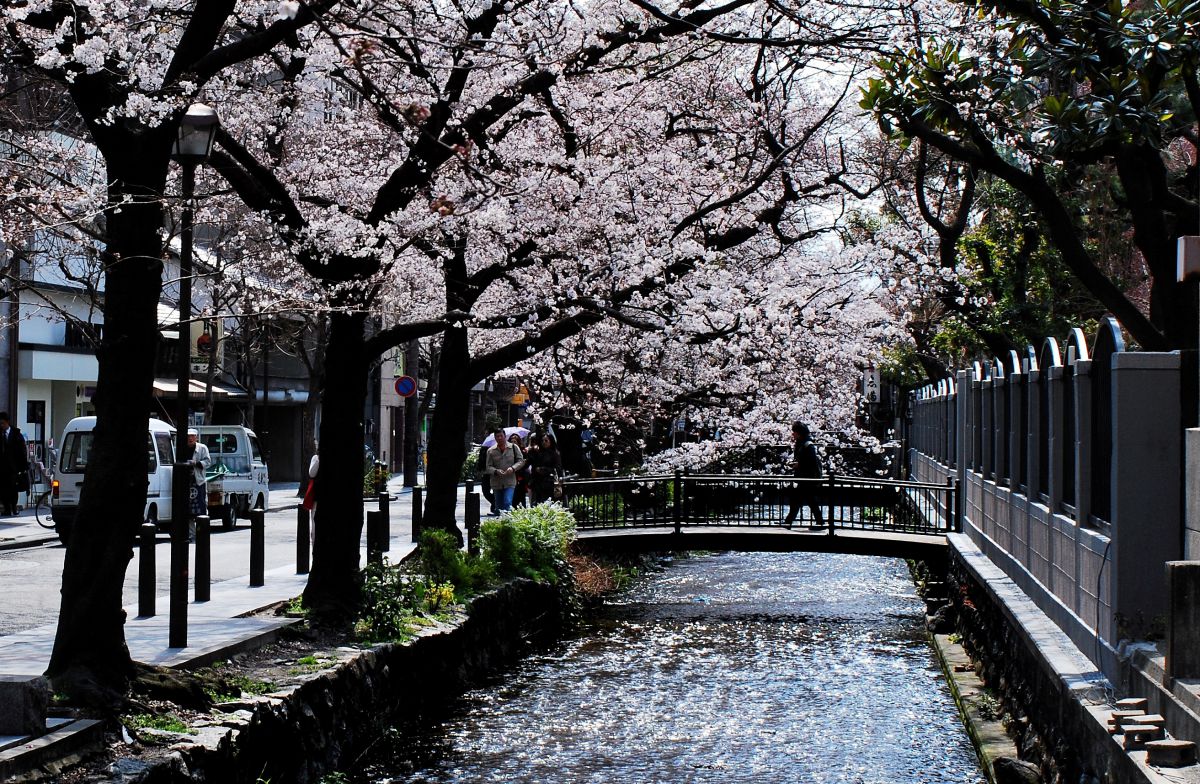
[46,145,171,707]
[303,310,368,617]
[421,326,470,543]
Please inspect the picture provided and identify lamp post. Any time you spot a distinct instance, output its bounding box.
[169,102,219,649]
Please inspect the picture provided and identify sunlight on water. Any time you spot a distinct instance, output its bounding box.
[359,552,985,784]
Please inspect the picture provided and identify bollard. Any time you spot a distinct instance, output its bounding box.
[466,491,480,557]
[250,508,265,587]
[465,478,474,496]
[297,507,310,574]
[194,515,210,602]
[138,522,157,617]
[412,486,423,542]
[366,510,382,565]
[378,491,390,552]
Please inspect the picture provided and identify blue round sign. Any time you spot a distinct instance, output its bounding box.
[394,376,417,397]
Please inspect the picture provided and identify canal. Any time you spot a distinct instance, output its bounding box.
[351,551,985,783]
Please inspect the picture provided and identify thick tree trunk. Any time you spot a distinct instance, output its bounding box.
[303,310,368,617]
[422,327,471,543]
[46,146,171,707]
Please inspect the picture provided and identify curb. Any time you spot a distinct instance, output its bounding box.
[930,631,1021,783]
[0,532,59,551]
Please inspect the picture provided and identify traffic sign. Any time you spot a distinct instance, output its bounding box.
[394,376,417,398]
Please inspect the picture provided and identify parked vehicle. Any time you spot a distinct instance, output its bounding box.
[51,416,176,544]
[195,425,269,528]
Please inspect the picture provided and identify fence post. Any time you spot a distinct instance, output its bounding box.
[412,486,423,542]
[138,522,156,618]
[466,491,480,557]
[297,507,310,574]
[194,515,210,602]
[465,478,474,496]
[673,470,683,534]
[250,508,265,587]
[948,476,961,532]
[367,510,382,565]
[378,491,390,552]
[826,474,836,535]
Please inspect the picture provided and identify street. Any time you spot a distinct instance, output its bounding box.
[0,483,430,636]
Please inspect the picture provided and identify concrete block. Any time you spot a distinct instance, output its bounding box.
[1115,697,1148,712]
[1108,709,1144,734]
[1145,739,1197,768]
[0,676,48,736]
[1122,725,1165,750]
[1167,562,1200,681]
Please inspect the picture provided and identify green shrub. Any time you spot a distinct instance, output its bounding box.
[481,503,576,583]
[356,558,458,643]
[417,529,493,597]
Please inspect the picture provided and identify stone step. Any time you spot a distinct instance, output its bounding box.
[1120,713,1164,729]
[1115,697,1148,712]
[1145,739,1197,768]
[1108,709,1145,734]
[1122,725,1166,750]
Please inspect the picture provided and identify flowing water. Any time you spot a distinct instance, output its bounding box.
[354,552,986,784]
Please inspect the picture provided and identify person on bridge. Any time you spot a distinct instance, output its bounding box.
[485,429,526,515]
[783,421,824,530]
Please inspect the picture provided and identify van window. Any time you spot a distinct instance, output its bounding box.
[60,431,94,474]
[249,435,263,463]
[154,433,174,467]
[146,434,158,472]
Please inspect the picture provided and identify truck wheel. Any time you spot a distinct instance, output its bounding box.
[222,505,236,529]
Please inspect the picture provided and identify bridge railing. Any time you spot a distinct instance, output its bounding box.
[561,473,958,534]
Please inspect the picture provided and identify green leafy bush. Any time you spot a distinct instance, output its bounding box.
[355,557,459,643]
[481,503,576,583]
[417,529,493,597]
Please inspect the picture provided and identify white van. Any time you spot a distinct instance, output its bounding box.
[51,416,177,543]
[195,425,269,528]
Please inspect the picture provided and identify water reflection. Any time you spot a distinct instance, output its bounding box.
[359,552,985,784]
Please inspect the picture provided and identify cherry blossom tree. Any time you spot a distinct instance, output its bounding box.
[2,0,339,706]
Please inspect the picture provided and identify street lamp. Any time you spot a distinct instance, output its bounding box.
[169,102,219,649]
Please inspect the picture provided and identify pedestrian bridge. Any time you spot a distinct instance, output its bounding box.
[562,473,958,560]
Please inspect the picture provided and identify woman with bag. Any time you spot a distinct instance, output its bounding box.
[529,433,563,506]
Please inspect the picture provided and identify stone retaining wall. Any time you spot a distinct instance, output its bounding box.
[945,543,1160,784]
[127,579,564,783]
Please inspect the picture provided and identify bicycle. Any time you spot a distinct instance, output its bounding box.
[31,461,55,529]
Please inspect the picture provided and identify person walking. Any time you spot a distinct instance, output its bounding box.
[303,445,319,543]
[509,433,530,508]
[783,421,824,530]
[181,428,212,538]
[475,443,496,515]
[485,429,526,515]
[0,413,28,516]
[529,433,563,505]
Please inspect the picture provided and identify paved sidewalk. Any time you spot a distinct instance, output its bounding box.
[0,474,469,776]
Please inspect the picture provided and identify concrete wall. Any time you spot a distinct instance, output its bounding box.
[910,326,1185,683]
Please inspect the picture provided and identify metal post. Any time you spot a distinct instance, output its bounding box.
[826,474,836,535]
[465,478,474,495]
[297,507,310,574]
[194,514,210,602]
[138,522,157,618]
[949,476,961,532]
[250,508,265,586]
[673,470,683,534]
[378,491,390,552]
[169,161,197,650]
[367,510,382,565]
[466,491,480,557]
[412,486,423,542]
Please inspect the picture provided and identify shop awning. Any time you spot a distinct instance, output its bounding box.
[152,378,248,400]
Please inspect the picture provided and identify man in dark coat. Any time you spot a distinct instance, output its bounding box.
[0,412,29,516]
[783,421,823,529]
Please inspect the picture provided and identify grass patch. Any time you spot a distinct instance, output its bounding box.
[125,712,198,743]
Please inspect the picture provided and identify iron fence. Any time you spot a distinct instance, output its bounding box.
[562,472,958,535]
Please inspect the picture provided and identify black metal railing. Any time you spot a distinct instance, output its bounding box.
[562,472,958,535]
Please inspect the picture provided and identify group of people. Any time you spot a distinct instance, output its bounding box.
[478,427,564,515]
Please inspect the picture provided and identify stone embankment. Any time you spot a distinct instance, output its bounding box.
[924,536,1200,784]
[96,579,564,784]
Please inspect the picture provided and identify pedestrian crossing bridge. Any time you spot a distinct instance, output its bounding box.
[561,473,958,560]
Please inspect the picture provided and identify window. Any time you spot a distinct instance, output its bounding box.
[154,433,174,467]
[60,431,93,473]
[249,435,262,463]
